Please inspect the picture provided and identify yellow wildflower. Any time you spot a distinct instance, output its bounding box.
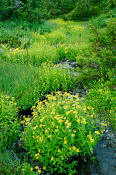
[72,146,76,150]
[71,134,75,137]
[38,169,41,174]
[90,138,94,143]
[73,111,78,114]
[95,131,100,135]
[21,120,25,124]
[102,123,107,126]
[87,134,94,143]
[66,111,70,115]
[30,168,33,171]
[82,119,87,124]
[64,140,67,144]
[51,157,54,161]
[11,97,15,100]
[76,148,80,153]
[35,153,39,157]
[35,166,39,169]
[58,149,61,152]
[43,166,46,170]
[76,119,80,123]
[101,129,105,133]
[33,126,37,130]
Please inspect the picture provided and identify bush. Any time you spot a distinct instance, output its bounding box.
[0,61,78,110]
[64,0,101,20]
[21,92,106,174]
[90,17,116,53]
[57,43,79,61]
[18,63,78,109]
[0,150,21,175]
[85,80,112,115]
[21,162,38,175]
[64,0,116,20]
[0,95,21,149]
[0,150,37,175]
[109,88,116,130]
[88,17,116,80]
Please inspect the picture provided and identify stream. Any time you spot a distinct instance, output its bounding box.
[13,61,116,175]
[56,61,116,175]
[79,127,116,175]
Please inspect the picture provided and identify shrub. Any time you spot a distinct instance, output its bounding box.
[21,162,38,175]
[64,0,101,20]
[90,17,116,54]
[27,43,58,66]
[1,40,58,66]
[110,89,116,130]
[21,92,106,174]
[18,63,78,109]
[45,30,66,46]
[85,80,112,115]
[88,17,116,80]
[57,43,79,61]
[0,95,21,149]
[0,30,21,48]
[0,150,37,175]
[0,150,21,175]
[0,61,78,110]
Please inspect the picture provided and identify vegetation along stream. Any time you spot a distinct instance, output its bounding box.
[0,1,116,175]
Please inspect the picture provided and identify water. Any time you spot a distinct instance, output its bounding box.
[56,61,116,175]
[79,127,116,175]
[16,61,116,175]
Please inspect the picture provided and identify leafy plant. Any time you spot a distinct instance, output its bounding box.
[0,95,21,149]
[85,80,112,114]
[21,92,106,174]
[0,150,21,175]
[17,63,78,109]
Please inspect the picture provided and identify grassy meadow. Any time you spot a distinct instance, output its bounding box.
[0,8,116,174]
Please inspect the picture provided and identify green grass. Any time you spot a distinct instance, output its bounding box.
[0,13,115,174]
[0,60,78,109]
[0,19,90,66]
[0,18,91,110]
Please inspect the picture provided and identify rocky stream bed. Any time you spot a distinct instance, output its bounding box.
[11,61,116,175]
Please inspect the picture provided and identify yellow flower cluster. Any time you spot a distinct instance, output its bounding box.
[22,92,106,174]
[87,133,94,143]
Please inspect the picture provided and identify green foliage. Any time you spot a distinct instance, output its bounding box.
[0,31,21,48]
[0,8,115,174]
[110,89,116,130]
[90,17,116,53]
[57,43,79,61]
[64,0,100,20]
[0,0,43,21]
[0,150,37,175]
[85,80,111,114]
[0,61,78,110]
[17,63,78,109]
[1,0,115,21]
[89,17,116,81]
[21,162,38,175]
[0,20,55,50]
[0,150,21,175]
[90,8,116,28]
[21,92,106,174]
[0,19,90,67]
[64,0,116,20]
[0,0,77,21]
[0,95,21,149]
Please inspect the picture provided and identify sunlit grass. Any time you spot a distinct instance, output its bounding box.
[0,18,90,66]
